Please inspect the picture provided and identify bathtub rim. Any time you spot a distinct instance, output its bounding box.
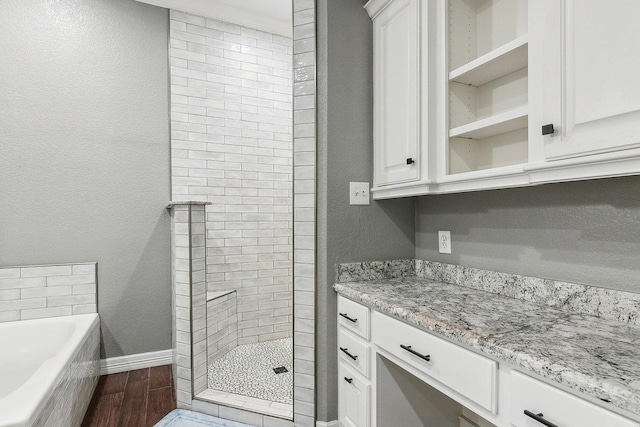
[0,313,100,427]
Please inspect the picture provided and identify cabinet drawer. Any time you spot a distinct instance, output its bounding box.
[338,296,370,340]
[372,311,497,413]
[508,370,638,427]
[339,327,371,378]
[339,362,370,427]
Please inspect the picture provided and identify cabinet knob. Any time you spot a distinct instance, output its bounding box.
[344,377,353,384]
[406,158,415,165]
[542,124,555,136]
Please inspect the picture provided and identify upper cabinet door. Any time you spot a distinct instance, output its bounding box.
[372,0,421,187]
[542,0,640,160]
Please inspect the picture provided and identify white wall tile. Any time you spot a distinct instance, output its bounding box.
[21,265,72,277]
[21,306,72,320]
[170,4,311,421]
[170,14,293,342]
[0,263,97,323]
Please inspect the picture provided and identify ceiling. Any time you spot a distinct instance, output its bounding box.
[211,0,292,24]
[135,0,293,37]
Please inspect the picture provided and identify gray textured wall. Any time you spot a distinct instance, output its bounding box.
[416,176,640,294]
[0,0,172,358]
[316,0,416,421]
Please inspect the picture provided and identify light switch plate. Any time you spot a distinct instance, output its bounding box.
[350,182,370,205]
[438,231,451,254]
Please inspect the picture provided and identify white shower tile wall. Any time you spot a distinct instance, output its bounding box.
[170,202,209,407]
[170,204,193,409]
[207,291,238,364]
[169,11,294,345]
[291,0,317,425]
[0,263,97,322]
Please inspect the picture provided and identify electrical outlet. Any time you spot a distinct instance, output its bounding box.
[350,182,370,205]
[438,231,451,254]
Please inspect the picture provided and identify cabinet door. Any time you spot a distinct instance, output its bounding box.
[373,0,421,186]
[339,362,370,427]
[541,0,640,160]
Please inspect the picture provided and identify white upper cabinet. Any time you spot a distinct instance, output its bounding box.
[367,0,429,196]
[366,0,640,199]
[442,0,530,186]
[540,0,640,161]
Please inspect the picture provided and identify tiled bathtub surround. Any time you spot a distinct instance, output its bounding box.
[207,290,238,364]
[169,11,294,345]
[0,262,97,322]
[32,317,100,427]
[336,259,640,325]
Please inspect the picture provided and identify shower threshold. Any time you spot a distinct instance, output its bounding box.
[195,388,293,420]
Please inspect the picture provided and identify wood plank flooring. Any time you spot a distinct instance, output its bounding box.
[81,365,176,427]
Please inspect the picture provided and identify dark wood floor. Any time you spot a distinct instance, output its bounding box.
[82,365,176,427]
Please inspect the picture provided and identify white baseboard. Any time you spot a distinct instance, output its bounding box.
[100,349,173,375]
[316,421,339,427]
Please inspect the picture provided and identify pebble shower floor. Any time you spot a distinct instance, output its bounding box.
[207,338,293,405]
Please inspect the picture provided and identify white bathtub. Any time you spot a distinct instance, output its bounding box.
[0,314,100,427]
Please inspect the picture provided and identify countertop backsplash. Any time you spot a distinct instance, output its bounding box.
[336,259,640,326]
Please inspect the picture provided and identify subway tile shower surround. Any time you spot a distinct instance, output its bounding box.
[168,1,316,424]
[169,201,209,405]
[169,201,296,426]
[207,291,238,363]
[0,262,97,322]
[169,11,294,345]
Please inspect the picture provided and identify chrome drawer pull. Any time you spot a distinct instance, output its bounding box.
[340,347,358,360]
[344,377,353,384]
[524,410,559,427]
[400,344,431,362]
[339,312,358,323]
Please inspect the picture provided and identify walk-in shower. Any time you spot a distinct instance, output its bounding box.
[168,6,294,420]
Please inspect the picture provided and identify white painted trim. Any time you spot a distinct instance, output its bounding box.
[316,421,339,427]
[100,349,173,375]
[134,0,292,38]
[364,0,394,19]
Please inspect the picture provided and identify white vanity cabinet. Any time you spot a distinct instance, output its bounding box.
[365,0,640,198]
[372,311,497,414]
[506,370,638,427]
[336,294,640,427]
[366,0,431,198]
[337,295,372,427]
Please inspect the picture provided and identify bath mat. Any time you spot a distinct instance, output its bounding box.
[154,409,256,427]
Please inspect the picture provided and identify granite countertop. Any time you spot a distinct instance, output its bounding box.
[334,264,640,420]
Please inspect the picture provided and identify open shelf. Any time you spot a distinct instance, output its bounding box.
[449,36,528,86]
[447,0,529,177]
[449,106,528,140]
